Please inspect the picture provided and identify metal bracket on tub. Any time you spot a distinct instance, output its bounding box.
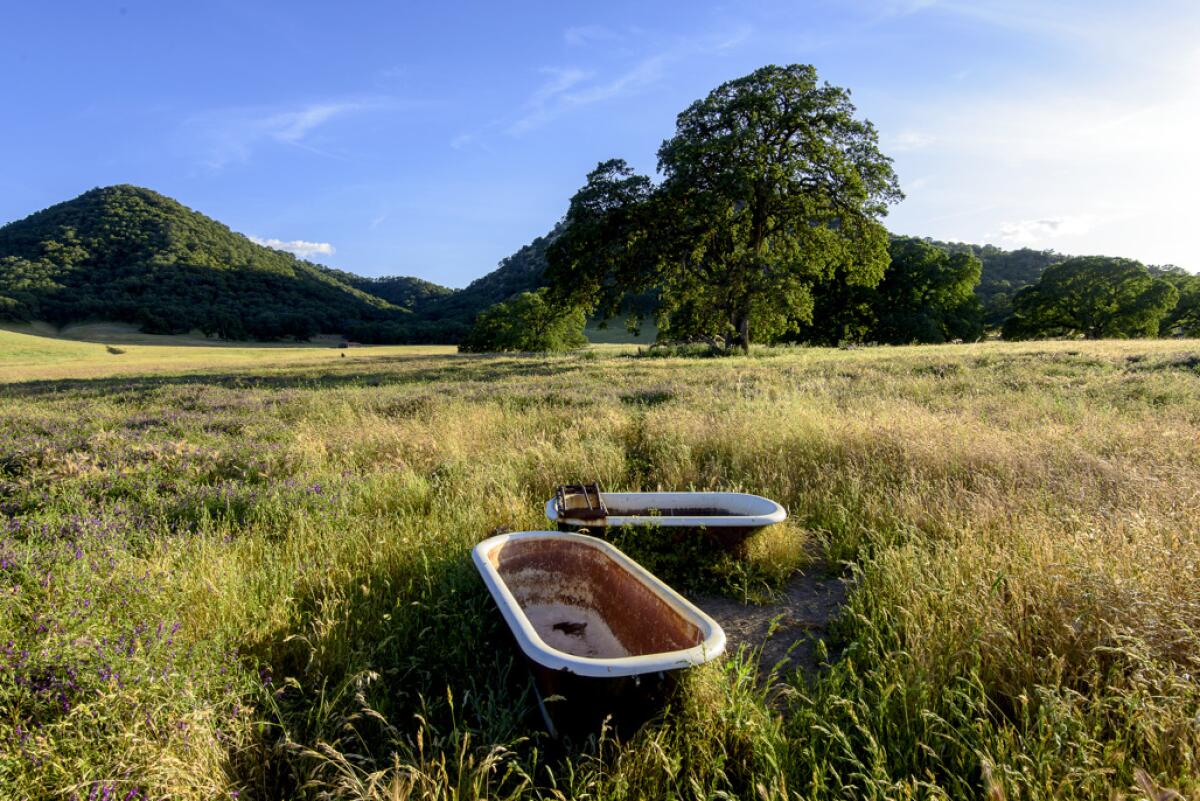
[554,482,608,521]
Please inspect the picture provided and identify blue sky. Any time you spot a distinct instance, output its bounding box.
[3,1,1198,285]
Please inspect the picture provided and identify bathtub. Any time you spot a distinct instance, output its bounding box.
[472,530,725,734]
[545,490,788,548]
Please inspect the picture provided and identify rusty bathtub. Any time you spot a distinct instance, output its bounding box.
[472,530,725,734]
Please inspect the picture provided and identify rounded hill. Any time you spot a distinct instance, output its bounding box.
[0,185,408,340]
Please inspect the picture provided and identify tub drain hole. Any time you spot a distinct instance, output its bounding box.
[553,621,588,636]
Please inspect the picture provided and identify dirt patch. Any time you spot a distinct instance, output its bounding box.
[690,561,849,680]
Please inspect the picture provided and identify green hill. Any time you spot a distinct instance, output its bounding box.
[0,185,1096,346]
[320,268,453,311]
[0,185,408,341]
[399,226,559,342]
[0,184,552,345]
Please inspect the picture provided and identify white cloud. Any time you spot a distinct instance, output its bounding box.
[996,217,1094,245]
[186,100,376,169]
[267,103,356,144]
[445,23,755,146]
[559,56,667,106]
[250,237,336,259]
[707,24,753,52]
[504,26,751,138]
[507,67,596,135]
[530,67,594,106]
[887,129,935,152]
[880,11,1200,267]
[449,132,477,150]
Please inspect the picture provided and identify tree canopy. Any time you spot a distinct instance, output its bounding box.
[800,236,983,345]
[914,241,1061,327]
[1002,257,1179,340]
[1151,266,1200,337]
[546,64,903,351]
[457,288,587,353]
[871,238,983,344]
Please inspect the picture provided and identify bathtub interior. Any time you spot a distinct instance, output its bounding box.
[598,492,781,519]
[486,537,703,659]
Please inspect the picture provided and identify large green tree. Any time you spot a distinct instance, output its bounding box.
[1154,266,1200,336]
[547,64,903,351]
[871,238,983,344]
[801,237,983,345]
[1002,257,1179,340]
[458,288,587,353]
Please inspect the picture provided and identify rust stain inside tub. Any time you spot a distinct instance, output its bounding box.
[606,506,730,517]
[491,538,702,659]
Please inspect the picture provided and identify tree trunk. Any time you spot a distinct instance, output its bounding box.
[730,312,751,353]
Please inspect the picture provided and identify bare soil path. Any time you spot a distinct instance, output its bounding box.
[690,562,849,679]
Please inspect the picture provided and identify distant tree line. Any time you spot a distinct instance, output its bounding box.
[797,237,984,345]
[1,88,1197,351]
[463,64,1197,352]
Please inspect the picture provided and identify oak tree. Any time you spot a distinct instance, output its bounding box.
[547,64,903,351]
[1002,257,1178,340]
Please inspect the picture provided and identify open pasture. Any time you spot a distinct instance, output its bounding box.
[1,338,1198,800]
[0,326,455,383]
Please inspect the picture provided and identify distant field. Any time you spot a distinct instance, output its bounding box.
[2,338,1199,800]
[0,321,648,382]
[0,324,455,382]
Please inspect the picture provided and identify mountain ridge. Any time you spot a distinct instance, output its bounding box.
[0,185,1092,343]
[0,185,407,341]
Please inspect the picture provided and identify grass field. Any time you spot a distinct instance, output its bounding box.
[1,334,1199,800]
[0,325,455,383]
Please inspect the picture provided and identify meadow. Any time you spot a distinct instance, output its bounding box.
[1,330,1198,800]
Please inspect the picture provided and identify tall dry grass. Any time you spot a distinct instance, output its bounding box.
[0,340,1197,799]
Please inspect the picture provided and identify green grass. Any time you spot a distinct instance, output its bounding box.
[1,337,1198,799]
[0,325,455,382]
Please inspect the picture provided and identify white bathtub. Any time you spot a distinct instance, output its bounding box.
[545,491,787,537]
[473,530,726,678]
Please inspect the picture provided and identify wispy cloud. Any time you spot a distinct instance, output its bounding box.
[249,236,336,259]
[706,24,753,52]
[996,217,1094,245]
[270,103,357,144]
[498,25,752,138]
[449,132,479,151]
[564,25,618,47]
[528,67,594,107]
[185,99,379,169]
[883,13,1200,265]
[507,64,650,135]
[876,0,1199,60]
[559,56,668,106]
[886,129,936,152]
